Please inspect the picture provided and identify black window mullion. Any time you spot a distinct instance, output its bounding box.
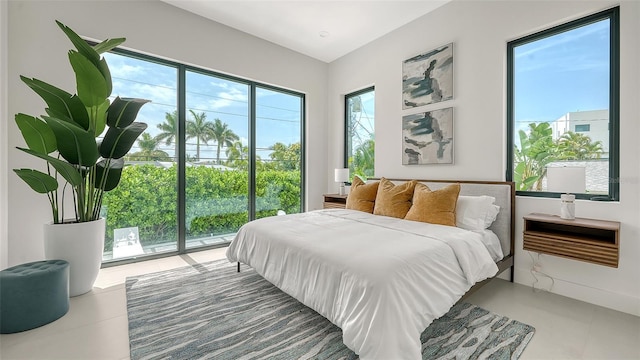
[299,94,306,212]
[177,65,187,253]
[248,84,256,221]
[608,7,620,201]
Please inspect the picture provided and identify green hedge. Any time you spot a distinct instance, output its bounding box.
[102,165,301,250]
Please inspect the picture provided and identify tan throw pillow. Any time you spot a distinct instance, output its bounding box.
[345,177,379,213]
[373,178,417,218]
[405,183,461,226]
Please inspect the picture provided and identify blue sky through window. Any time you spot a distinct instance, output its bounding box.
[514,19,609,134]
[104,52,301,162]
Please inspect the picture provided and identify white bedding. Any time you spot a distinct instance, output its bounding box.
[226,209,499,360]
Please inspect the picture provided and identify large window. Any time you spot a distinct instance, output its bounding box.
[345,87,375,180]
[100,49,304,263]
[507,7,619,200]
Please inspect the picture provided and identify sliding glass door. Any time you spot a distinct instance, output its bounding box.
[255,86,304,219]
[101,52,179,261]
[99,47,305,264]
[185,71,249,249]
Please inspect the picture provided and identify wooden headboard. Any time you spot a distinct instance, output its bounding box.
[368,178,516,280]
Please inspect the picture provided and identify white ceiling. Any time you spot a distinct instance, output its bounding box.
[161,1,450,63]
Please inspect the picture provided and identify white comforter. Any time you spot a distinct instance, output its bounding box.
[226,209,498,360]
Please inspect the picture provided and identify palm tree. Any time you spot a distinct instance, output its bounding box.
[555,131,604,160]
[514,122,555,191]
[226,140,247,161]
[210,118,239,164]
[128,133,170,161]
[350,139,375,179]
[225,140,248,169]
[268,142,300,171]
[156,110,178,146]
[186,110,214,162]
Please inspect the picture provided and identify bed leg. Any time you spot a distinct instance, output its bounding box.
[510,265,515,283]
[237,262,240,273]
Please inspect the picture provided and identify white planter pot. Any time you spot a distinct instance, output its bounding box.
[44,218,106,297]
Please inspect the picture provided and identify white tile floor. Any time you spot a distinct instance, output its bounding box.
[1,248,638,360]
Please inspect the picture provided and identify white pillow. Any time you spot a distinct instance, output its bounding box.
[456,195,500,230]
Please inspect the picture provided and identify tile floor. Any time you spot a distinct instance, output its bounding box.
[1,248,638,359]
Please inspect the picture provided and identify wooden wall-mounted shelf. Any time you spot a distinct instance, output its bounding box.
[523,213,620,267]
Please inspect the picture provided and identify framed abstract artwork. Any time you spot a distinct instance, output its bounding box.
[402,107,454,165]
[402,43,453,109]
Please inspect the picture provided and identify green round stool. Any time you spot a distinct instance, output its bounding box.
[0,260,70,334]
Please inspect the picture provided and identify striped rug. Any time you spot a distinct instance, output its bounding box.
[126,259,535,360]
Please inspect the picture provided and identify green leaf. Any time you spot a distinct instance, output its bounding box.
[107,97,150,128]
[522,175,539,189]
[17,147,83,186]
[100,122,147,159]
[93,99,110,137]
[56,20,99,64]
[20,76,90,129]
[92,38,126,54]
[45,108,72,123]
[15,113,57,154]
[97,57,113,97]
[43,116,99,167]
[68,50,108,107]
[13,169,58,194]
[95,158,124,191]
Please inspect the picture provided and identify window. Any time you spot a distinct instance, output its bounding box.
[507,7,619,200]
[345,87,375,180]
[100,49,304,264]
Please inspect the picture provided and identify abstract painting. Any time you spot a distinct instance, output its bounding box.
[402,43,453,109]
[402,107,453,165]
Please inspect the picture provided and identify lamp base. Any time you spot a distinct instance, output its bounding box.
[560,194,575,220]
[339,183,345,196]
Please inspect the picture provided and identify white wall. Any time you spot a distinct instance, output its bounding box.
[328,0,640,315]
[0,0,8,270]
[5,0,328,266]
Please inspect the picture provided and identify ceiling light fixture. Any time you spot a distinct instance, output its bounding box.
[319,31,330,38]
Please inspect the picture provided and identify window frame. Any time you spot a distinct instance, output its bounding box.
[344,86,375,176]
[506,6,619,201]
[98,45,306,266]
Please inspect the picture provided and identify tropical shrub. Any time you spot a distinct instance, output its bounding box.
[101,165,301,250]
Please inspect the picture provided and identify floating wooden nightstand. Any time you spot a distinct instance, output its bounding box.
[323,194,348,209]
[523,213,620,267]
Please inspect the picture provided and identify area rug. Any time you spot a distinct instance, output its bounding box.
[126,259,535,360]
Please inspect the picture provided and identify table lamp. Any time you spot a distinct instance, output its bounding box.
[546,166,586,220]
[334,168,349,195]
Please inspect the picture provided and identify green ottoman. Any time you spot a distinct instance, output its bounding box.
[0,260,70,334]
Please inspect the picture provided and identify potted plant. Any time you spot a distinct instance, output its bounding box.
[13,21,149,296]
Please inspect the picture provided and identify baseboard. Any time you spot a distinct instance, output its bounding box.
[514,267,640,317]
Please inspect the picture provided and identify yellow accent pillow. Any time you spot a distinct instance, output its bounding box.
[373,178,417,218]
[405,183,461,226]
[345,177,379,213]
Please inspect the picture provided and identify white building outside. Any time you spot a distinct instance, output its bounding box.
[548,109,609,194]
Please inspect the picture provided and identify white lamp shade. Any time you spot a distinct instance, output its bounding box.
[334,168,349,183]
[547,166,586,194]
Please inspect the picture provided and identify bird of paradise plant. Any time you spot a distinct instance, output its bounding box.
[13,21,149,224]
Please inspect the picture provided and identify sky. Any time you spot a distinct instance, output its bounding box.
[103,52,302,162]
[513,18,610,135]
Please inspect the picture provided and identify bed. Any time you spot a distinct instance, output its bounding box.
[226,179,515,360]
